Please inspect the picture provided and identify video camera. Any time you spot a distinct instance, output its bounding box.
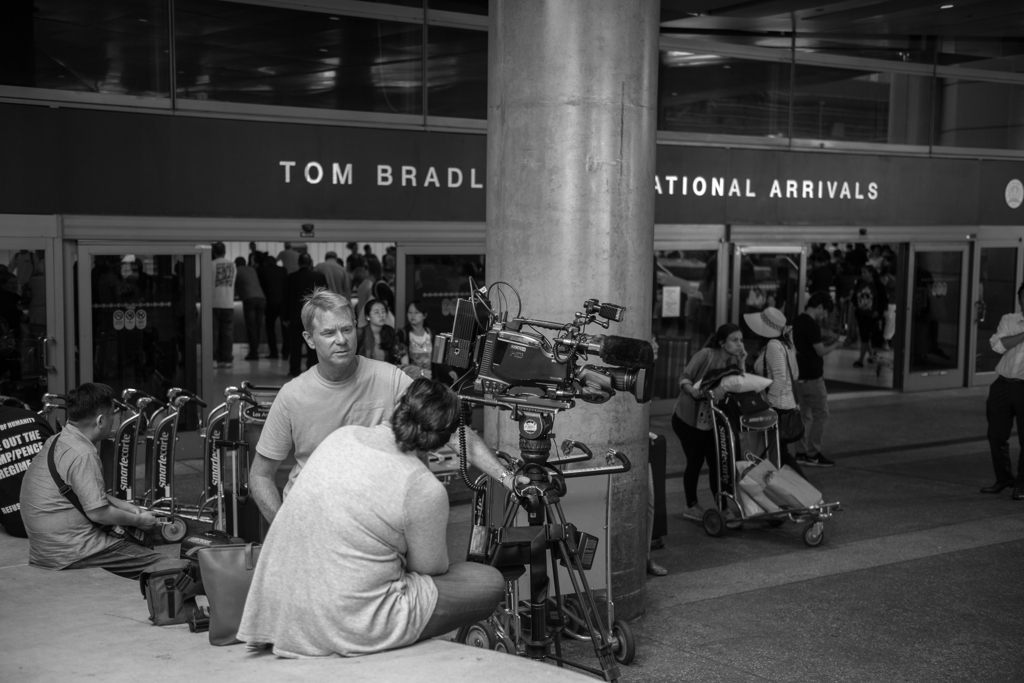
[433,281,655,411]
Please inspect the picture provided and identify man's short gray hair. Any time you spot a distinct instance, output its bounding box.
[301,287,354,332]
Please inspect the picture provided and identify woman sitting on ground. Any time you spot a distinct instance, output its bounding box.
[237,378,505,657]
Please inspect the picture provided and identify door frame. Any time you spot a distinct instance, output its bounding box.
[968,240,1024,387]
[651,242,729,416]
[0,215,67,402]
[0,235,67,402]
[395,242,485,331]
[731,244,808,324]
[76,242,214,404]
[902,243,970,392]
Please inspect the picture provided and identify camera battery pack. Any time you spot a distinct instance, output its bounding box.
[560,531,599,571]
[467,524,491,562]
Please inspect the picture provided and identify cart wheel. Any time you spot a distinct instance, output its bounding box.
[611,620,636,665]
[561,595,588,636]
[160,516,188,543]
[457,621,496,649]
[493,635,516,654]
[802,521,825,547]
[702,508,726,537]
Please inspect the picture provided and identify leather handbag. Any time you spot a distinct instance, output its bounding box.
[196,542,262,646]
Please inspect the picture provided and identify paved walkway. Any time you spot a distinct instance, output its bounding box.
[3,387,1023,682]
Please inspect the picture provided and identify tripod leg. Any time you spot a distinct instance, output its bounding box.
[548,501,621,682]
[548,546,564,663]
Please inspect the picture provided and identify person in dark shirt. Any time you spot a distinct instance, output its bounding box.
[791,292,846,468]
[285,253,328,377]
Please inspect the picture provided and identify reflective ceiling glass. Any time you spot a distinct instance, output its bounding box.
[658,52,790,137]
[174,0,423,114]
[0,0,169,96]
[427,25,486,119]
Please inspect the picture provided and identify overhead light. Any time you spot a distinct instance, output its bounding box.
[940,3,953,8]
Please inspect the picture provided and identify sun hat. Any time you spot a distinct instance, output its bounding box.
[743,307,787,339]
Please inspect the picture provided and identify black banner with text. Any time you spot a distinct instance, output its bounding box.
[1,103,1022,225]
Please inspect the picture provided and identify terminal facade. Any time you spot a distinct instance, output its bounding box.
[1,0,1023,412]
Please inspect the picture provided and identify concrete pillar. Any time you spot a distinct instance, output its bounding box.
[485,0,660,620]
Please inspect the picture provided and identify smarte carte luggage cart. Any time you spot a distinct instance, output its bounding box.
[703,380,843,547]
[212,381,280,542]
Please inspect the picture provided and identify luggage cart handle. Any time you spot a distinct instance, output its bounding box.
[167,387,208,408]
[241,381,282,392]
[559,449,631,478]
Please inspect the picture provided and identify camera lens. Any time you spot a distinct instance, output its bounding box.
[607,367,653,403]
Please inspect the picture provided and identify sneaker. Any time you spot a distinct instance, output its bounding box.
[799,453,835,468]
[682,504,705,521]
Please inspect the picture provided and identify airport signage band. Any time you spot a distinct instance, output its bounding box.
[1,104,1022,225]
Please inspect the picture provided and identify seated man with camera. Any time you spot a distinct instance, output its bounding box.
[238,378,504,656]
[20,383,178,579]
[250,288,519,524]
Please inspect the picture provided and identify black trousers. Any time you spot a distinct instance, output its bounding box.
[288,323,316,376]
[986,375,1024,485]
[264,300,281,357]
[672,414,720,508]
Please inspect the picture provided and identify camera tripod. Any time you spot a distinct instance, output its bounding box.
[459,406,635,682]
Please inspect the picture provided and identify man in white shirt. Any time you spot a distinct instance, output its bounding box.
[984,283,1024,500]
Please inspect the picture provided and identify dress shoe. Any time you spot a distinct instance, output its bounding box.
[980,481,1014,494]
[650,537,664,551]
[1013,487,1024,501]
[646,560,667,577]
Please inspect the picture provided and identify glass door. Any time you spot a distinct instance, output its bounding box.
[903,245,969,392]
[77,244,213,404]
[732,246,807,361]
[969,242,1023,387]
[651,245,727,414]
[396,244,485,335]
[0,236,66,408]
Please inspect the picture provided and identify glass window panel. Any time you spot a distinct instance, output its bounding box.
[794,36,937,65]
[427,25,487,119]
[975,248,1017,375]
[90,253,201,400]
[658,53,790,137]
[404,254,485,341]
[792,65,914,144]
[429,0,488,15]
[174,1,423,114]
[0,249,48,408]
[936,79,1024,151]
[737,251,801,361]
[651,250,718,401]
[0,0,169,96]
[909,251,962,375]
[938,37,1024,74]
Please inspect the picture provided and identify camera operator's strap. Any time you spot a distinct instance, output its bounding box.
[45,436,91,518]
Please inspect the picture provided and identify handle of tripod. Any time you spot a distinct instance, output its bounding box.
[559,449,632,478]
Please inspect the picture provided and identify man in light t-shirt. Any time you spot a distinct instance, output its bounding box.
[249,288,520,523]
